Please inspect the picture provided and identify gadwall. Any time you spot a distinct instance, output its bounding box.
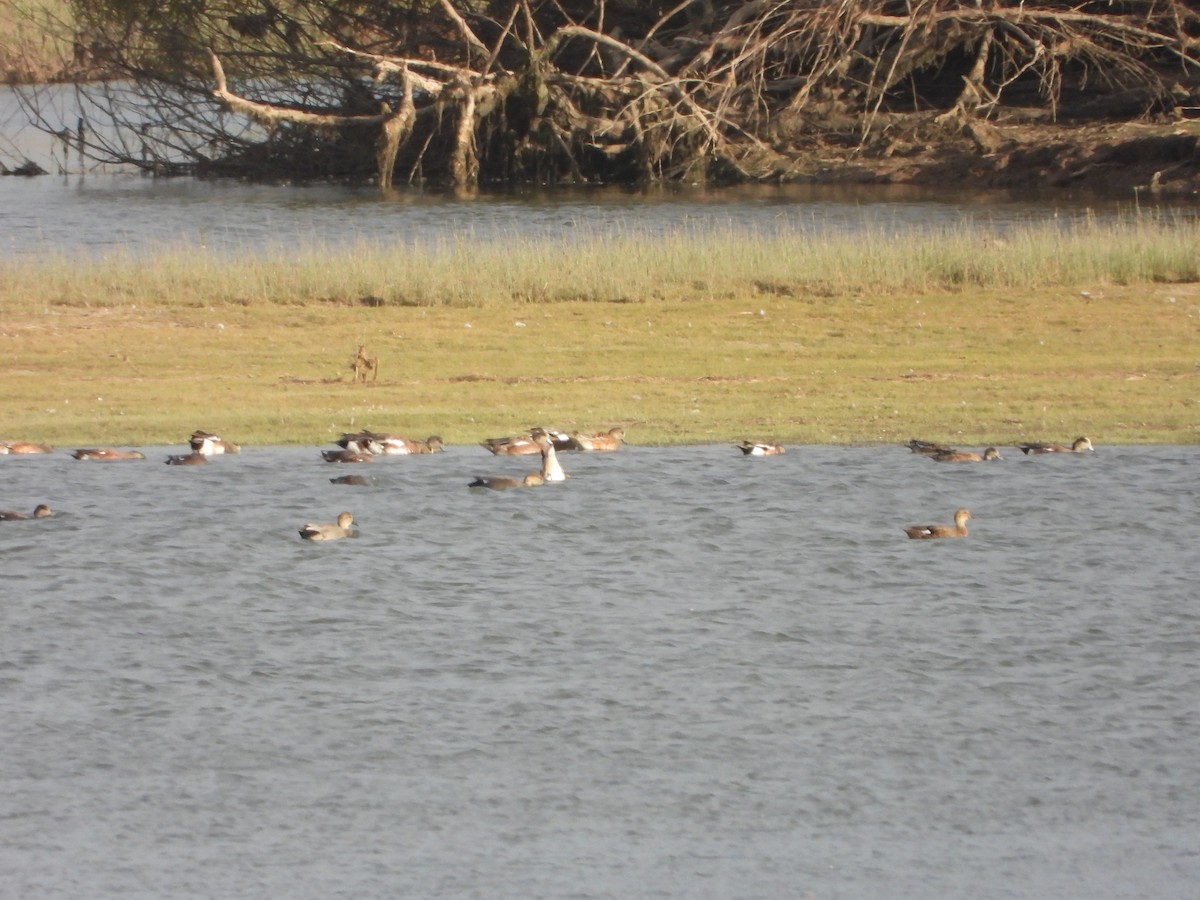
[299,511,356,541]
[70,448,146,461]
[1018,437,1094,454]
[904,508,972,540]
[468,473,545,490]
[569,427,626,452]
[166,452,208,465]
[1,441,53,455]
[190,430,241,455]
[737,440,785,456]
[0,504,52,520]
[932,447,1001,463]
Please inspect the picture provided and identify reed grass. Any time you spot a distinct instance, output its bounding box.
[2,217,1198,447]
[7,214,1199,309]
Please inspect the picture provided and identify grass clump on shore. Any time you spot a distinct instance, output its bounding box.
[1,217,1198,447]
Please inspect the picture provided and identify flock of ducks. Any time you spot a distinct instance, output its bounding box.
[901,434,1094,539]
[2,429,1094,542]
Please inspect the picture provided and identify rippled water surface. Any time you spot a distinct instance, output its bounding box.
[2,444,1197,898]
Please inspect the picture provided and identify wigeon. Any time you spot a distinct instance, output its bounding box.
[569,427,626,452]
[1,442,53,455]
[330,475,371,486]
[190,431,241,455]
[70,448,146,461]
[480,429,546,456]
[906,438,954,456]
[322,449,373,463]
[378,435,445,455]
[737,440,785,456]
[904,508,972,540]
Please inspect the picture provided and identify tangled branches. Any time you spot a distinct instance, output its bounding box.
[31,0,1200,186]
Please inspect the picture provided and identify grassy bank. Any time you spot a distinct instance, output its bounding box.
[2,220,1198,447]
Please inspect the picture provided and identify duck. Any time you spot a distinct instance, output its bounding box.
[299,511,356,541]
[322,449,373,463]
[906,438,954,456]
[165,452,208,466]
[335,432,386,455]
[569,427,626,452]
[0,504,53,520]
[70,448,146,461]
[330,474,371,486]
[189,430,241,455]
[904,508,972,540]
[1,441,53,455]
[468,473,545,490]
[378,434,445,455]
[534,431,569,482]
[931,447,1001,463]
[480,429,547,456]
[1018,437,1094,454]
[737,440,785,456]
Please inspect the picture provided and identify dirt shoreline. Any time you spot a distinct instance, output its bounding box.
[785,114,1200,200]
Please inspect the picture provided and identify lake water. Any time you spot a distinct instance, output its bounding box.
[4,85,1196,263]
[2,443,1197,898]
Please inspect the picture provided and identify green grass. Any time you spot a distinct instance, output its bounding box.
[2,219,1198,447]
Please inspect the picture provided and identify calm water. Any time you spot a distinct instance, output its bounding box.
[4,85,1195,262]
[2,444,1197,898]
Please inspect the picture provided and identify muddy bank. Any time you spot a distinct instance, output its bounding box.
[785,114,1200,200]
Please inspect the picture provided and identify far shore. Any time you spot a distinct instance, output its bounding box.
[2,220,1198,447]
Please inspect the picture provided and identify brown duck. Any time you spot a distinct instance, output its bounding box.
[904,508,972,540]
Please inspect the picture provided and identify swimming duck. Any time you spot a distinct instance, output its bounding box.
[569,427,627,452]
[468,473,545,490]
[378,434,445,455]
[480,429,547,456]
[70,448,147,461]
[1018,437,1094,454]
[906,438,954,456]
[737,440,785,456]
[904,508,972,540]
[335,432,386,455]
[165,452,208,466]
[330,474,371,486]
[931,447,1001,463]
[322,449,374,463]
[534,431,569,482]
[299,511,356,541]
[1,441,53,455]
[0,504,53,520]
[189,431,241,455]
